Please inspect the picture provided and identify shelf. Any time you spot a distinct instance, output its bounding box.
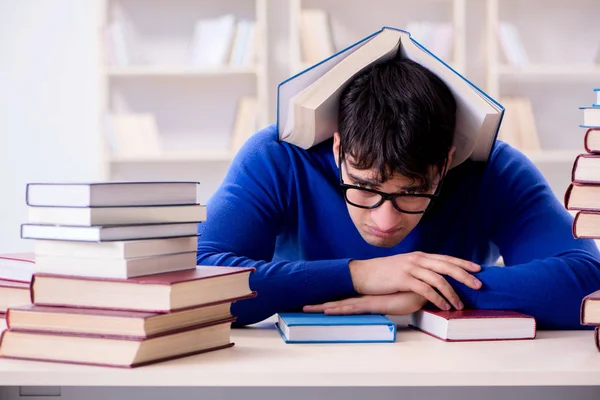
[522,150,580,163]
[106,66,258,77]
[110,150,235,163]
[498,64,600,78]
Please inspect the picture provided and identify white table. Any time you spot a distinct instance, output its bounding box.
[1,321,599,400]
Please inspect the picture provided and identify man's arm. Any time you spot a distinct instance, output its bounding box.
[196,127,357,326]
[450,143,600,329]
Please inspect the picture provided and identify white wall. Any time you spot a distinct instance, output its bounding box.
[0,0,101,253]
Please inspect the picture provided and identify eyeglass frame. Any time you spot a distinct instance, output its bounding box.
[337,148,445,215]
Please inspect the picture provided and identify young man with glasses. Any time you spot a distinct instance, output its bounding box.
[197,58,600,329]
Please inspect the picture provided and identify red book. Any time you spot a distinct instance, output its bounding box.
[580,289,600,325]
[584,128,600,154]
[0,279,31,313]
[595,327,600,353]
[569,154,600,184]
[572,211,600,239]
[0,253,35,283]
[0,317,235,368]
[410,309,536,342]
[32,266,255,313]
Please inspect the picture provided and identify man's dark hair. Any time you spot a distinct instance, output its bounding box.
[338,57,457,190]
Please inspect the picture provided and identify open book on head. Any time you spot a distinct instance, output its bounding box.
[276,26,504,168]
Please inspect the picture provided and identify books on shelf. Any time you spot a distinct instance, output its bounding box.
[277,26,503,169]
[300,9,335,65]
[276,313,396,343]
[230,96,259,152]
[410,309,536,342]
[1,181,256,367]
[497,22,528,66]
[497,97,540,153]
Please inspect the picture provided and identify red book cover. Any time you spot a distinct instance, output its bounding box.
[410,309,537,342]
[570,154,600,184]
[580,289,600,325]
[584,128,600,154]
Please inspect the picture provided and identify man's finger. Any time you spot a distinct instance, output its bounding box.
[411,268,462,310]
[424,253,481,273]
[409,279,451,310]
[417,257,482,290]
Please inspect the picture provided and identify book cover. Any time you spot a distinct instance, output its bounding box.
[276,26,504,169]
[410,309,536,342]
[276,313,396,343]
[580,289,600,325]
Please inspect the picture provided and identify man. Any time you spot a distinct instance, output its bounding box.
[197,58,600,329]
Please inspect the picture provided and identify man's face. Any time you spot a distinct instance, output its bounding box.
[339,156,433,248]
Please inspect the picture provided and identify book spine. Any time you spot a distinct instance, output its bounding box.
[571,154,582,183]
[596,327,600,353]
[564,183,574,210]
[573,211,581,239]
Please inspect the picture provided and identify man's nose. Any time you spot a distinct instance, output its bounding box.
[370,199,402,231]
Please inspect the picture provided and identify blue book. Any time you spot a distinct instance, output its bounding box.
[276,313,396,343]
[276,26,504,169]
[593,88,600,107]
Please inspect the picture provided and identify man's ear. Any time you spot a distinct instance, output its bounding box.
[445,146,456,173]
[333,132,341,165]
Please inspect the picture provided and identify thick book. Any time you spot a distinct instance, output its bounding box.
[570,154,600,184]
[32,266,255,313]
[26,181,200,207]
[0,314,5,332]
[34,236,197,259]
[276,26,503,169]
[580,289,600,325]
[7,302,233,339]
[34,251,197,279]
[21,221,199,242]
[410,309,536,342]
[579,106,600,129]
[572,211,600,239]
[0,279,30,312]
[276,313,396,343]
[27,204,206,226]
[584,128,600,154]
[0,317,235,368]
[0,253,35,283]
[564,183,600,211]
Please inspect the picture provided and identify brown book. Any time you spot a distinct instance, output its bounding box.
[572,211,600,239]
[0,280,30,312]
[570,154,600,184]
[0,253,35,283]
[580,289,600,325]
[32,266,255,313]
[564,183,600,211]
[7,301,239,339]
[584,128,600,154]
[0,317,235,368]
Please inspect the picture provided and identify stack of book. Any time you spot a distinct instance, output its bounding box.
[0,254,36,331]
[0,181,255,367]
[565,88,600,350]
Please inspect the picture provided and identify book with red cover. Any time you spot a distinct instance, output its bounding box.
[584,128,600,154]
[571,211,600,239]
[0,317,235,368]
[410,309,536,342]
[0,253,34,283]
[0,279,31,312]
[569,154,600,185]
[580,289,600,325]
[31,266,255,312]
[595,327,600,352]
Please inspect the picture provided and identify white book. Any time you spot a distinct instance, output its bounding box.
[34,251,197,279]
[34,236,197,259]
[28,205,206,227]
[21,222,199,242]
[26,181,200,207]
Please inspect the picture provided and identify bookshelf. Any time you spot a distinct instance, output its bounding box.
[98,0,268,203]
[288,0,467,77]
[485,0,600,198]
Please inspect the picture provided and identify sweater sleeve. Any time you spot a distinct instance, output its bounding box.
[450,143,600,329]
[196,126,357,326]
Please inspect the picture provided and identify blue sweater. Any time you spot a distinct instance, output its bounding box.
[197,124,600,329]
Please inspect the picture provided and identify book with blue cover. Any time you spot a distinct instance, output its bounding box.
[276,313,396,343]
[276,26,504,169]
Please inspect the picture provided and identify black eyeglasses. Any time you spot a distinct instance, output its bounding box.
[338,150,444,214]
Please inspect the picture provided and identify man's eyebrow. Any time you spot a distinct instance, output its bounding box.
[347,171,380,186]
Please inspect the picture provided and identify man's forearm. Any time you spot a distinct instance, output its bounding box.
[197,251,357,325]
[449,253,600,329]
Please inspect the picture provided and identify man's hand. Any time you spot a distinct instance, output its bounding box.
[349,252,482,311]
[303,292,427,316]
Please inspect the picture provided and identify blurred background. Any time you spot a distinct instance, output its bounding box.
[1,0,599,253]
